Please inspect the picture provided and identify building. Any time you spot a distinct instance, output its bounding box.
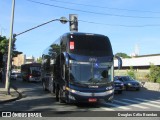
[12,55,36,67]
[12,54,26,67]
[114,54,160,69]
[114,54,160,80]
[25,56,35,64]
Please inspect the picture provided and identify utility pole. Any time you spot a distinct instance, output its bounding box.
[5,0,15,94]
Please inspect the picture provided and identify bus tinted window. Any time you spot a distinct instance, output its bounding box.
[69,35,113,56]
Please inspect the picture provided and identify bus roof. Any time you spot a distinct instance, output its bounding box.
[63,32,108,38]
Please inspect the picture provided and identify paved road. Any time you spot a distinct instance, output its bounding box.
[0,78,160,117]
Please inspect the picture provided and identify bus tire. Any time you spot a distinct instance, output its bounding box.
[53,84,55,94]
[59,88,64,103]
[42,81,47,91]
[22,78,25,82]
[55,87,59,101]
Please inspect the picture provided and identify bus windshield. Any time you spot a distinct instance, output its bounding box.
[69,61,113,85]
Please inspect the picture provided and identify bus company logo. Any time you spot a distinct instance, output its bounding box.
[88,85,99,88]
[89,58,97,62]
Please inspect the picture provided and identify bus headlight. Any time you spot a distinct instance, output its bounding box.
[106,86,113,90]
[108,89,114,94]
[66,87,78,93]
[128,83,132,86]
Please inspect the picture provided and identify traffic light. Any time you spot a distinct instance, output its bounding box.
[69,14,78,32]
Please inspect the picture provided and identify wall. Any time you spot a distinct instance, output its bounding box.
[143,82,160,91]
[114,55,160,68]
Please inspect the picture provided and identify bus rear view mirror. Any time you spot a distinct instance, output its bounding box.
[115,56,122,69]
[65,52,69,67]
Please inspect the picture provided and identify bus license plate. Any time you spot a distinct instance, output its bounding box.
[88,98,97,102]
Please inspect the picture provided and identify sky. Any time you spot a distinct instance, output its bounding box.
[0,0,160,58]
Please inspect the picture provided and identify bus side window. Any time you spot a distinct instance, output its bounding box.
[61,41,65,53]
[46,58,50,71]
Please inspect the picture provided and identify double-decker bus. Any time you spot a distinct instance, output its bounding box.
[21,63,41,82]
[41,32,122,103]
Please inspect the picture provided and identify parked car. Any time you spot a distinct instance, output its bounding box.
[115,76,141,91]
[11,72,22,80]
[114,77,124,94]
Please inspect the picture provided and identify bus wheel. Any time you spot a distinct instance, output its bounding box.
[42,82,47,91]
[55,88,59,101]
[59,88,64,103]
[53,84,55,94]
[22,78,25,82]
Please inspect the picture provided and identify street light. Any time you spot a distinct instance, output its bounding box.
[14,17,68,37]
[60,17,68,24]
[5,0,69,94]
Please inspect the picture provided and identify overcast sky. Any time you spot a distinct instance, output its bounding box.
[1,0,160,57]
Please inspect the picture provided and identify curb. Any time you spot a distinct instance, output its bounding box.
[0,87,22,104]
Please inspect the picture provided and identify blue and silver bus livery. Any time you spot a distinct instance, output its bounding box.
[41,32,122,103]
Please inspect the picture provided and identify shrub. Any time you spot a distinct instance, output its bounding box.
[149,64,160,83]
[127,66,136,79]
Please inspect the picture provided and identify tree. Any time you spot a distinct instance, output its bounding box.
[0,36,8,54]
[0,35,17,55]
[37,57,42,64]
[115,52,131,58]
[149,64,160,83]
[127,66,136,79]
[0,35,22,68]
[0,36,8,68]
[12,51,22,58]
[0,52,3,68]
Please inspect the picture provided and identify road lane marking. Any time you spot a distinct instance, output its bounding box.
[103,102,131,110]
[113,100,148,109]
[122,99,160,109]
[135,98,160,104]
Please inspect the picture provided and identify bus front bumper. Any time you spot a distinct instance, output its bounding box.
[66,88,114,103]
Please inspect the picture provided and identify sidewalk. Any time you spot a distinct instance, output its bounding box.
[0,81,20,104]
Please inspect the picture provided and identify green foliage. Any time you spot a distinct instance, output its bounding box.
[12,51,22,57]
[0,35,22,55]
[145,74,150,81]
[37,57,42,63]
[0,36,8,54]
[127,66,136,79]
[149,64,160,83]
[0,35,22,69]
[115,52,131,58]
[0,36,8,68]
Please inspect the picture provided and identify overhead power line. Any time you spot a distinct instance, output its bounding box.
[26,0,160,19]
[79,20,160,27]
[49,0,160,14]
